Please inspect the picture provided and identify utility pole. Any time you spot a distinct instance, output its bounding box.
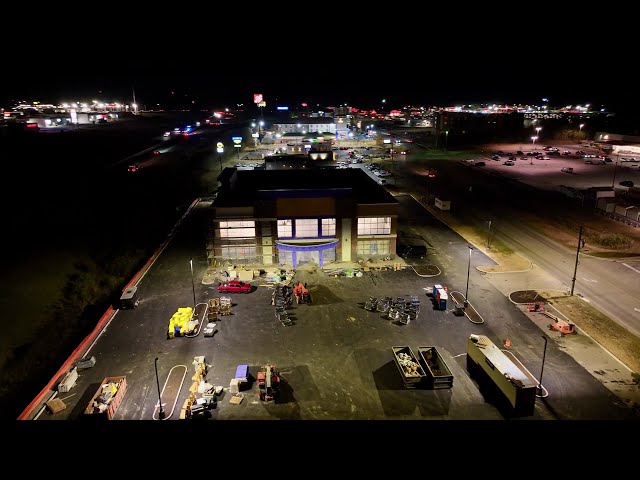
[570,225,583,296]
[487,220,492,249]
[536,335,548,397]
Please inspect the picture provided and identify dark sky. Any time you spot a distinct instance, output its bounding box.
[3,9,636,113]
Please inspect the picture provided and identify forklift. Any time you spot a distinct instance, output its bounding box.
[257,364,281,402]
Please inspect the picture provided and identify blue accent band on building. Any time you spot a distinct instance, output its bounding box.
[275,240,339,268]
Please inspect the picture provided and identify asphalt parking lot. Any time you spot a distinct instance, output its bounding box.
[37,199,639,421]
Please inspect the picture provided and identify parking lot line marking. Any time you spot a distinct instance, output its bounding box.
[622,263,640,274]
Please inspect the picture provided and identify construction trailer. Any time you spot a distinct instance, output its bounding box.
[466,335,537,417]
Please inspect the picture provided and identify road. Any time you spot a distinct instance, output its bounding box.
[382,133,640,337]
[490,219,640,336]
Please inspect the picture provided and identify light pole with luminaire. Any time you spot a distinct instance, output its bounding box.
[154,357,165,419]
[190,258,196,308]
[535,127,542,146]
[464,246,473,307]
[530,136,538,164]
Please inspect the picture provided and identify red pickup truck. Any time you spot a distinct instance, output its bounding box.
[217,280,252,294]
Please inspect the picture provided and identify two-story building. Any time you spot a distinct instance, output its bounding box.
[207,168,398,268]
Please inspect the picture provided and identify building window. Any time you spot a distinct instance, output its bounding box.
[357,240,390,256]
[219,220,255,238]
[278,249,293,265]
[221,246,257,259]
[322,248,336,264]
[357,217,391,235]
[321,218,336,236]
[295,219,318,238]
[278,219,293,238]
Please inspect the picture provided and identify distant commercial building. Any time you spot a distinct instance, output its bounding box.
[207,168,398,268]
[272,118,336,135]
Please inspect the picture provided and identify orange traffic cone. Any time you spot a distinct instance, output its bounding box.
[504,339,511,348]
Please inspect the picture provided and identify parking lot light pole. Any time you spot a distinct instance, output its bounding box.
[190,258,196,308]
[155,357,165,420]
[612,154,620,188]
[530,136,538,164]
[464,246,472,307]
[487,220,492,249]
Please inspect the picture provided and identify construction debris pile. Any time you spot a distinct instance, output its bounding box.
[363,295,420,324]
[422,349,444,377]
[180,356,223,420]
[167,307,195,338]
[396,352,423,378]
[89,380,123,414]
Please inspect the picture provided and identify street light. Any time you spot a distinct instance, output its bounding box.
[530,136,538,164]
[444,130,449,152]
[464,246,473,307]
[535,127,542,145]
[579,123,585,132]
[154,357,165,420]
[612,153,620,188]
[190,258,196,308]
[486,220,492,249]
[536,335,548,397]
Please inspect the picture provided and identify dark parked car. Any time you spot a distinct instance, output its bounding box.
[619,180,634,187]
[475,161,486,167]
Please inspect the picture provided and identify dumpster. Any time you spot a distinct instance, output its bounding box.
[417,346,454,389]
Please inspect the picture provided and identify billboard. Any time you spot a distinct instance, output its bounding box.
[254,94,263,104]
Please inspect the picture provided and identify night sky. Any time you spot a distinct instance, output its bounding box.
[3,9,636,113]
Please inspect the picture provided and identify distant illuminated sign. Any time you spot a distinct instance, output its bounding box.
[232,136,242,144]
[383,139,391,144]
[251,133,260,138]
[276,106,289,111]
[216,141,224,153]
[254,94,263,104]
[258,101,266,108]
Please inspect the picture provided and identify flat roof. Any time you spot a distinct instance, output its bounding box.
[216,168,397,207]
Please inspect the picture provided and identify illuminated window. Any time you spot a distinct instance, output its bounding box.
[295,219,318,238]
[221,246,257,259]
[357,217,391,235]
[357,240,390,255]
[277,219,293,238]
[321,218,336,236]
[219,220,255,238]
